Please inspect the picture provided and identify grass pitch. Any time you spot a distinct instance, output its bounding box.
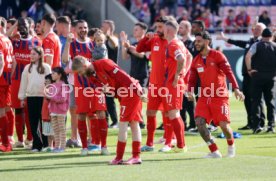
[0,98,276,181]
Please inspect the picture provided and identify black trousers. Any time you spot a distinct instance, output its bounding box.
[180,96,195,128]
[105,95,118,124]
[243,75,266,127]
[27,97,48,150]
[250,73,276,129]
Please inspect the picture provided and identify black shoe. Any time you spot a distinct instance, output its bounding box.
[156,124,164,130]
[266,127,275,133]
[253,127,263,134]
[109,122,118,128]
[139,123,145,129]
[238,125,251,130]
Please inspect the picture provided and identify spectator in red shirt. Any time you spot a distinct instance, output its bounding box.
[225,9,236,33]
[235,8,251,33]
[197,11,210,30]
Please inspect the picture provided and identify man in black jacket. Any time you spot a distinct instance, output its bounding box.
[216,23,266,130]
[245,28,276,134]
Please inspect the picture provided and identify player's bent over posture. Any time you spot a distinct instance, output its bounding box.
[187,31,245,158]
[72,56,147,165]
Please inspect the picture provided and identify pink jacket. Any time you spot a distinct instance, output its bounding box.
[48,81,70,115]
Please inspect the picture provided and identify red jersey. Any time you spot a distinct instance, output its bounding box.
[12,36,41,81]
[0,34,13,86]
[165,38,191,84]
[70,38,94,87]
[136,35,167,85]
[42,31,61,68]
[92,59,143,96]
[188,50,239,98]
[70,38,93,62]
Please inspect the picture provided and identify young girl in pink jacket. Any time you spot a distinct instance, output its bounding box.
[46,67,70,153]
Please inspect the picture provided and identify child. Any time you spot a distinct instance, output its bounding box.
[46,67,70,153]
[42,74,55,152]
[92,31,108,60]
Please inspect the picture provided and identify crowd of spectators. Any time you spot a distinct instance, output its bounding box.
[118,0,274,33]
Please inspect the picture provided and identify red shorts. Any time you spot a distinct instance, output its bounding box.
[118,94,143,122]
[195,97,230,126]
[0,86,11,108]
[89,92,107,115]
[11,80,21,108]
[75,85,91,114]
[147,83,164,111]
[162,79,185,111]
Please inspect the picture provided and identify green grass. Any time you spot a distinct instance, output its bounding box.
[1,98,276,181]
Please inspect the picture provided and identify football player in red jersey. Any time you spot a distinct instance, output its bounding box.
[161,20,192,152]
[41,14,61,68]
[0,17,15,152]
[72,56,147,165]
[62,20,108,156]
[137,16,177,152]
[187,31,244,158]
[11,18,41,148]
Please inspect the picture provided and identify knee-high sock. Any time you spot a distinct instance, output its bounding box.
[164,119,173,146]
[132,141,141,158]
[6,110,15,137]
[0,116,9,146]
[146,116,156,147]
[171,117,185,148]
[90,119,100,145]
[116,141,126,160]
[15,114,24,142]
[78,120,88,149]
[98,119,108,148]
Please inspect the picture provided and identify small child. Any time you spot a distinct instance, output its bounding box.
[42,74,55,152]
[92,31,108,60]
[47,67,70,153]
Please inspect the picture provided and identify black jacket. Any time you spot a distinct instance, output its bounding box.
[227,37,261,76]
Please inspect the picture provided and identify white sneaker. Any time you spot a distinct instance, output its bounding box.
[80,148,89,156]
[159,145,172,152]
[154,137,166,144]
[31,149,39,153]
[204,150,222,158]
[227,145,236,158]
[171,139,177,145]
[24,139,33,147]
[9,136,15,145]
[13,141,25,148]
[101,147,110,155]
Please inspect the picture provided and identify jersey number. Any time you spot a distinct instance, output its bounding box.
[221,105,229,115]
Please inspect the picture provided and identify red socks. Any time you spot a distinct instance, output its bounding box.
[116,141,126,160]
[227,138,234,146]
[208,143,218,152]
[78,120,88,148]
[0,116,9,146]
[171,117,185,148]
[15,114,24,142]
[90,119,100,145]
[164,119,173,146]
[146,116,156,147]
[98,119,108,148]
[24,107,33,141]
[162,113,168,139]
[6,110,15,137]
[132,141,141,158]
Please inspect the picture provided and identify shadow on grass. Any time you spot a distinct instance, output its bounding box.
[0,157,203,173]
[0,152,116,161]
